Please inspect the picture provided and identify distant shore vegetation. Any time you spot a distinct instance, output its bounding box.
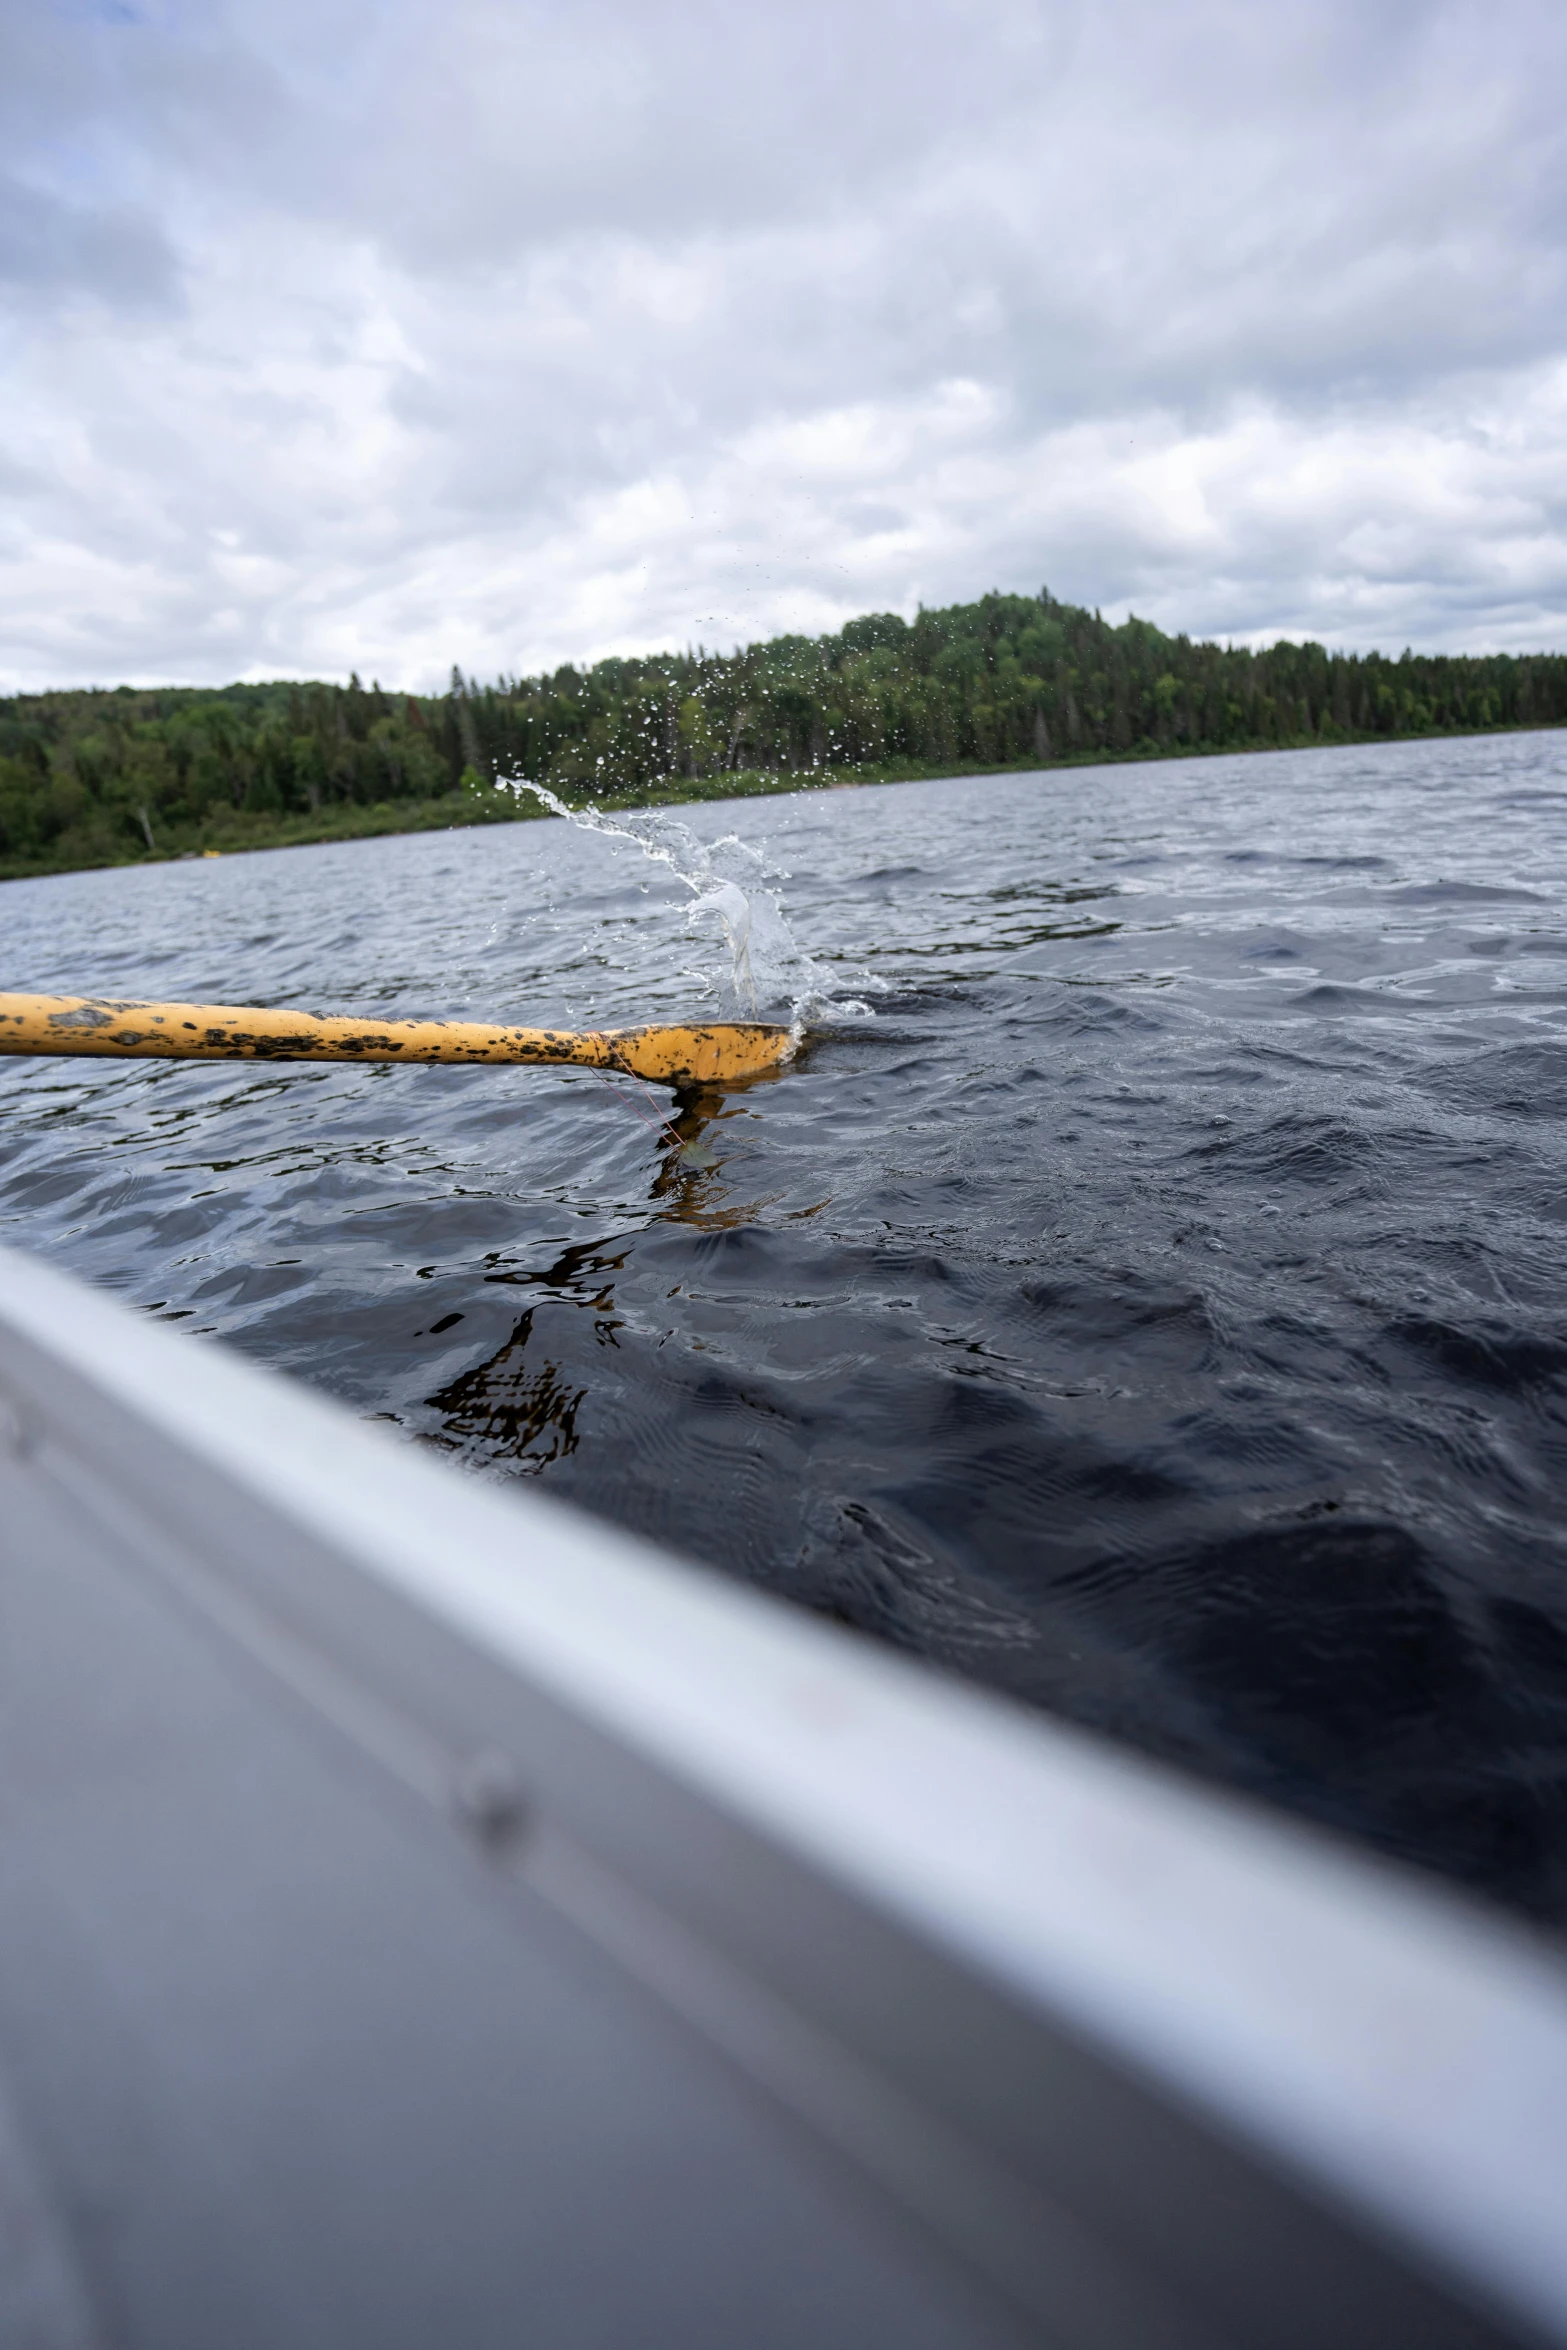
[3,587,1565,881]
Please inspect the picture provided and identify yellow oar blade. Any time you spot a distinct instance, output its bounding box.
[0,994,796,1086]
[603,1022,795,1084]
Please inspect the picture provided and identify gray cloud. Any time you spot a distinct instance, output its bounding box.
[0,174,177,306]
[1,0,1565,689]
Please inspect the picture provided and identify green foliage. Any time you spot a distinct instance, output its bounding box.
[4,589,1567,881]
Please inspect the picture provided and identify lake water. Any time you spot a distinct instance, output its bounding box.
[5,732,1567,1925]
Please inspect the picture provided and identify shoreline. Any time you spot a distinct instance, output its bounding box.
[2,720,1563,885]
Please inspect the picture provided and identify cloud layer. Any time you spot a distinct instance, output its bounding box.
[3,0,1566,688]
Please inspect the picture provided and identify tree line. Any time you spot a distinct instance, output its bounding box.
[3,587,1565,875]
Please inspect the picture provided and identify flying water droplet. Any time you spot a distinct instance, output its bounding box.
[496,774,866,1026]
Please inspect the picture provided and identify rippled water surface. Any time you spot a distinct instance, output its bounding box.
[6,733,1567,1923]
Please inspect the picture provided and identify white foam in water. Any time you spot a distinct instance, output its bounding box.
[498,776,873,1025]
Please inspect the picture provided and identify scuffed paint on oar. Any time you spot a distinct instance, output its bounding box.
[0,994,796,1087]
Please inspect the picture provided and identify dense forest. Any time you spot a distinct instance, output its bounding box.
[3,587,1566,878]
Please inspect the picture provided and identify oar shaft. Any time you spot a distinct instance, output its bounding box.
[0,994,794,1086]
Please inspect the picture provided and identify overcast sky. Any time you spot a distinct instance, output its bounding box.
[3,0,1565,690]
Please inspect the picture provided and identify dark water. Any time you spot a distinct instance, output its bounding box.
[6,732,1567,1924]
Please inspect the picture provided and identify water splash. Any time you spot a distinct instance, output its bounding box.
[497,776,862,1023]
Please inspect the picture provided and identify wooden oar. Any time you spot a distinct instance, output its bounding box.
[0,993,795,1087]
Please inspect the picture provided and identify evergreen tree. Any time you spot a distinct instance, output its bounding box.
[3,590,1565,878]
